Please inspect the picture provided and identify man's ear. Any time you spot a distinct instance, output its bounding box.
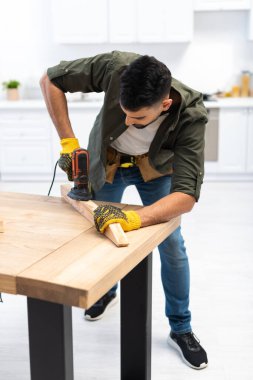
[162,98,173,111]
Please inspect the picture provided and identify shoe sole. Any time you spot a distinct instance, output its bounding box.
[167,335,208,370]
[84,295,118,321]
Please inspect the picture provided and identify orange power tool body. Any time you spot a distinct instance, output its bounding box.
[67,148,92,201]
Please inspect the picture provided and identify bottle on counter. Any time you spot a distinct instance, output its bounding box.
[241,70,251,97]
[251,73,253,97]
[231,85,240,97]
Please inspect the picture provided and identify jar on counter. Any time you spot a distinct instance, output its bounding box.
[241,70,251,97]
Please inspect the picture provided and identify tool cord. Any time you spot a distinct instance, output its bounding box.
[48,160,59,196]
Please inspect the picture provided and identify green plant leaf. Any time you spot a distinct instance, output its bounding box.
[2,80,20,89]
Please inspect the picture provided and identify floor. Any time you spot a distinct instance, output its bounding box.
[0,180,253,380]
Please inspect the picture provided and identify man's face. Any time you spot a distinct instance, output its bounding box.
[120,98,172,129]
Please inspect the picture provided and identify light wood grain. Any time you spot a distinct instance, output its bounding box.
[0,191,91,293]
[18,216,180,308]
[60,185,129,247]
[0,219,4,233]
[0,190,180,308]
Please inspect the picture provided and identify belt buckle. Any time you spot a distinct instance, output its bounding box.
[120,155,136,168]
[120,162,134,168]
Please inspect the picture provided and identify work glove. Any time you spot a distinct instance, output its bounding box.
[94,204,141,233]
[58,138,80,181]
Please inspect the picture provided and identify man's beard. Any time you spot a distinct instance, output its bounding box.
[132,124,148,129]
[132,114,161,129]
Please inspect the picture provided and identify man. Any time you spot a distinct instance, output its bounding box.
[40,51,208,370]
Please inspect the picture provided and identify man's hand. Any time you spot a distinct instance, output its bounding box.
[58,138,80,181]
[94,205,141,233]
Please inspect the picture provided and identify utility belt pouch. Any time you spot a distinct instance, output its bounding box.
[105,147,173,183]
[105,147,120,183]
[136,155,173,182]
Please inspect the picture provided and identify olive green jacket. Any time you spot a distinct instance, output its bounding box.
[48,50,208,201]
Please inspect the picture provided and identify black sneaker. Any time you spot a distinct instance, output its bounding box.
[168,331,208,370]
[84,293,117,321]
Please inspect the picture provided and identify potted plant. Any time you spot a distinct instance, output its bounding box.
[2,80,21,101]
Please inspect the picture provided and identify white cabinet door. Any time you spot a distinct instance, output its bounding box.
[218,108,248,172]
[108,0,137,42]
[52,0,108,43]
[249,0,253,40]
[137,0,193,42]
[53,0,193,43]
[0,142,52,174]
[246,108,253,172]
[194,0,250,10]
[0,111,53,180]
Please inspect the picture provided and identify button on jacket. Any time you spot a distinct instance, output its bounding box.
[47,51,208,201]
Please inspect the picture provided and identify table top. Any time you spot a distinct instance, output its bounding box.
[0,191,180,308]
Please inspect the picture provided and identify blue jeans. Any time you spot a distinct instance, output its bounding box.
[93,166,191,334]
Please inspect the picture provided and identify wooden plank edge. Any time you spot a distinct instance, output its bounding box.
[60,185,129,247]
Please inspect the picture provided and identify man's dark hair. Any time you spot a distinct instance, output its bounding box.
[120,55,172,111]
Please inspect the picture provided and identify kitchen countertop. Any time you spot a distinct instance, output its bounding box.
[204,98,253,108]
[0,99,102,110]
[0,98,253,109]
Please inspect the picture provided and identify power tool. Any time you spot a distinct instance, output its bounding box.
[67,148,93,201]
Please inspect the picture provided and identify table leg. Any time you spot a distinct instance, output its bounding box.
[120,253,152,380]
[27,298,74,380]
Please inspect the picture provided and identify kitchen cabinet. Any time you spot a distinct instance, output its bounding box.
[52,0,108,43]
[206,107,253,176]
[0,103,99,181]
[0,111,53,180]
[54,0,193,43]
[218,108,248,173]
[194,0,250,10]
[246,108,253,172]
[249,0,253,40]
[108,0,137,43]
[1,101,253,182]
[204,102,253,179]
[137,0,193,43]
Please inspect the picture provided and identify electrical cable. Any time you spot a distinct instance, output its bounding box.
[48,160,59,196]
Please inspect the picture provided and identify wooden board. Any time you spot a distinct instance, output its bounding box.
[0,191,91,293]
[17,215,180,309]
[0,219,4,233]
[0,191,181,309]
[61,185,129,247]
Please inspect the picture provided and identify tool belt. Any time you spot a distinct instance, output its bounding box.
[105,147,173,183]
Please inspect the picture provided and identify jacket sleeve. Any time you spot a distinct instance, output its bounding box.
[171,100,208,201]
[47,52,114,93]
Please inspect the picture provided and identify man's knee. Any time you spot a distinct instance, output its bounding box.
[159,227,188,262]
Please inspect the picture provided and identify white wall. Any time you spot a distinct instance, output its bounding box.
[0,0,252,98]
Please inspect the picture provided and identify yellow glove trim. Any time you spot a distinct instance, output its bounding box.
[101,210,141,233]
[60,138,80,154]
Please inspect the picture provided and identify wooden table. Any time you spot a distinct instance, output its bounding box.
[0,191,180,380]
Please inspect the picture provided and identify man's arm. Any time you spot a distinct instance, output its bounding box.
[93,192,195,234]
[136,192,195,227]
[40,73,75,139]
